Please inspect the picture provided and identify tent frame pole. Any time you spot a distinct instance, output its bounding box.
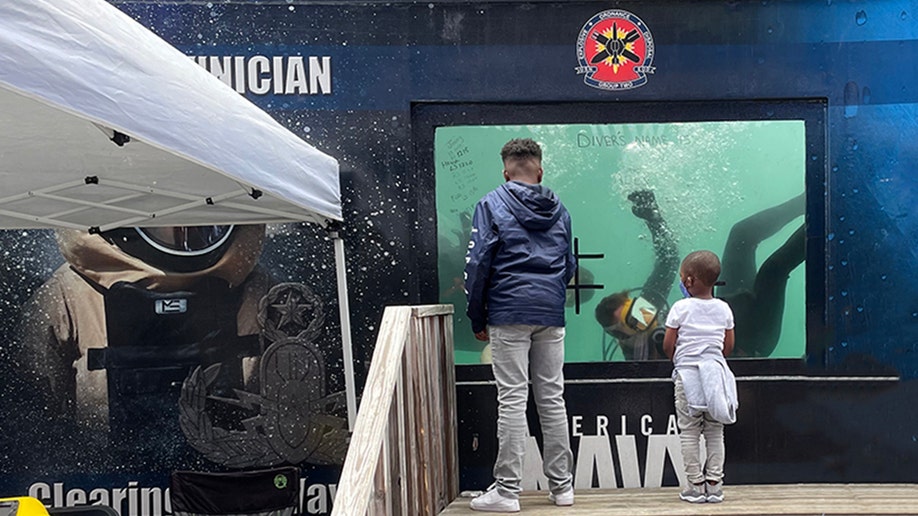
[330,226,358,431]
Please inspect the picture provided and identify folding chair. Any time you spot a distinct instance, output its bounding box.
[1,497,118,516]
[0,498,49,516]
[170,467,300,516]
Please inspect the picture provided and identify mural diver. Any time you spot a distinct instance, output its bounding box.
[10,224,348,471]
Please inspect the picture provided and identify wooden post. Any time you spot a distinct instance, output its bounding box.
[331,305,457,516]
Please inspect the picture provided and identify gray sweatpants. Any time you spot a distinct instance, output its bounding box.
[674,372,725,484]
[489,324,573,498]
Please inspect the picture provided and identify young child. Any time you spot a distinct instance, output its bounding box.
[663,250,738,504]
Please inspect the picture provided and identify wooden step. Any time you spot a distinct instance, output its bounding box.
[441,484,918,515]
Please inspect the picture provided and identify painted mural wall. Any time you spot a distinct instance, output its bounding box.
[0,0,916,513]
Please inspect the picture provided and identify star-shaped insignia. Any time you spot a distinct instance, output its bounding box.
[271,289,314,331]
[590,22,642,73]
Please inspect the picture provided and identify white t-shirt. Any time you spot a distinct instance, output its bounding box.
[665,297,735,366]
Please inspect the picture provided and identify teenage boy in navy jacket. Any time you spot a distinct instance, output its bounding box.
[464,138,576,512]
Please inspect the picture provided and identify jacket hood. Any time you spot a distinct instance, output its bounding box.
[55,224,265,291]
[496,181,563,230]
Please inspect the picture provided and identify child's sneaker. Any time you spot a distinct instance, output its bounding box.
[548,486,574,506]
[679,482,707,503]
[705,481,724,503]
[469,485,520,513]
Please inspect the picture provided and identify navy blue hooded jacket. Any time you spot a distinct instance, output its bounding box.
[464,180,576,333]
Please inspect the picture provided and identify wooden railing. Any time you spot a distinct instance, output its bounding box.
[332,305,459,516]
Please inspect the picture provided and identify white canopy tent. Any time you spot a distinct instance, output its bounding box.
[0,0,357,427]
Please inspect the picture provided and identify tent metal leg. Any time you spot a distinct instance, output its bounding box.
[332,232,358,431]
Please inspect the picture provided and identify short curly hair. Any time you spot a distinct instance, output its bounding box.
[681,250,721,287]
[500,138,542,162]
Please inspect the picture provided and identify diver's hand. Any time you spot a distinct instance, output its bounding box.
[628,189,661,221]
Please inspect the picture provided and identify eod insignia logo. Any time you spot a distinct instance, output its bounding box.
[576,10,655,90]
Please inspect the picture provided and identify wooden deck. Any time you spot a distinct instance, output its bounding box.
[441,484,918,515]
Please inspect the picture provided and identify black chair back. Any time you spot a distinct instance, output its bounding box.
[170,467,300,516]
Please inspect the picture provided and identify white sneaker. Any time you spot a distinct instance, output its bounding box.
[469,486,520,513]
[705,481,724,503]
[679,482,707,503]
[548,487,574,506]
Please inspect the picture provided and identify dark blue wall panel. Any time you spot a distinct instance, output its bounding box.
[112,0,918,377]
[114,0,918,485]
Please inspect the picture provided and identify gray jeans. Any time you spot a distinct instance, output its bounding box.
[674,372,725,484]
[489,324,573,498]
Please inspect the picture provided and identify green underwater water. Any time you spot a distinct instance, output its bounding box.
[435,121,806,365]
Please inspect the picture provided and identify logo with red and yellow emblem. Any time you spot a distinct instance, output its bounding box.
[576,10,655,90]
